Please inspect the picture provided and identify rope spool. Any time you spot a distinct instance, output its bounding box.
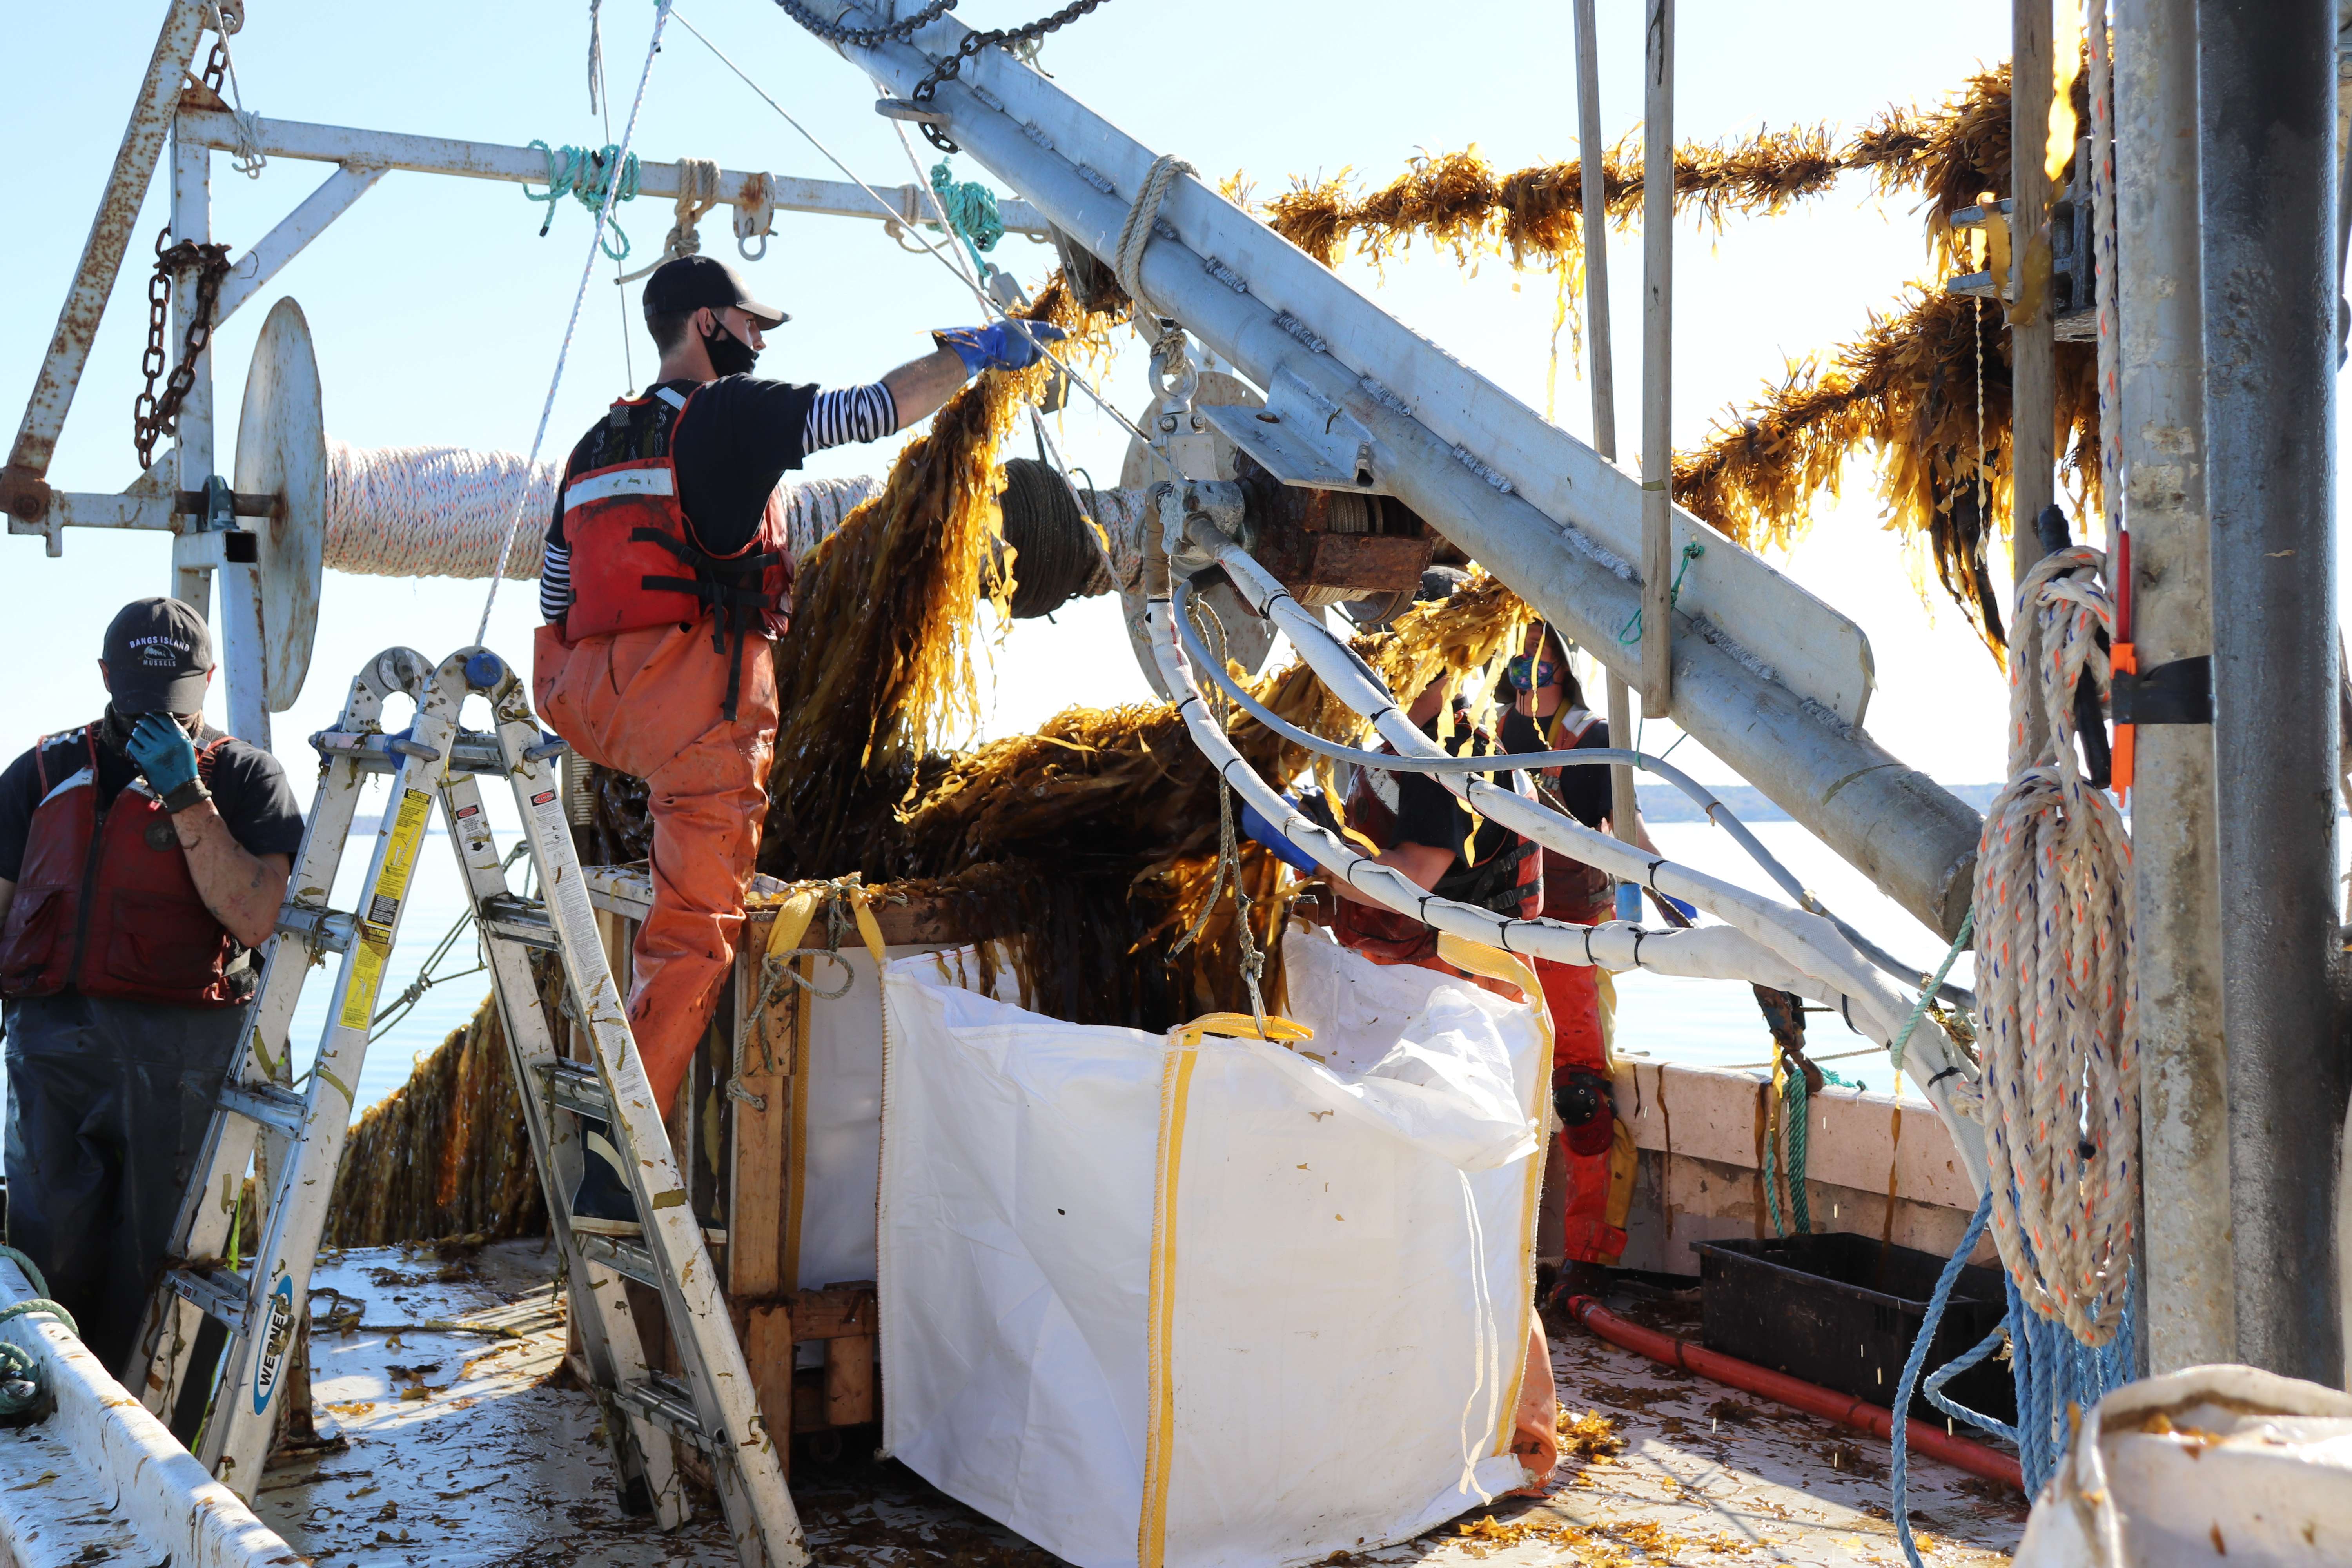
[322,439,878,580]
[996,456,1112,617]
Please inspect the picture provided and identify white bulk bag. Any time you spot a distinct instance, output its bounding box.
[2013,1365,2352,1567]
[878,929,1551,1568]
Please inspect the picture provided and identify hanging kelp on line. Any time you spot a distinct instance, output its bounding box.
[760,275,1124,872]
[1673,287,2102,657]
[1252,62,2058,274]
[326,993,545,1248]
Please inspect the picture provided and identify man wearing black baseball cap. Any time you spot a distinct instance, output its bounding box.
[0,597,305,1373]
[533,252,1062,1234]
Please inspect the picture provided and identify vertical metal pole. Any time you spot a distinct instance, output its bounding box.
[2200,0,2345,1384]
[169,128,214,621]
[2117,0,2234,1373]
[168,123,270,748]
[2012,0,2057,591]
[1573,0,1642,864]
[1638,0,1674,717]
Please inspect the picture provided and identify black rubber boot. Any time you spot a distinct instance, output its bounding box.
[568,1114,641,1237]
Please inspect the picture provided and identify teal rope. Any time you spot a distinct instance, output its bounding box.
[1891,908,1974,1085]
[929,159,1007,274]
[524,141,643,260]
[1760,1054,1810,1237]
[1617,541,1706,644]
[0,1246,77,1418]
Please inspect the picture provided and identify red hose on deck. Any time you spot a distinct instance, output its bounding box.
[1564,1296,2024,1491]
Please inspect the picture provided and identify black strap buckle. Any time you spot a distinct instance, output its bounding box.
[2112,655,2213,726]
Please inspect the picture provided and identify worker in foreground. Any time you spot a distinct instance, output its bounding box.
[0,599,301,1372]
[535,254,1059,1231]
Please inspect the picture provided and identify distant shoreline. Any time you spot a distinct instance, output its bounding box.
[1638,782,2004,824]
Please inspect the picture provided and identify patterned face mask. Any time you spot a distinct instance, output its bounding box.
[1505,655,1559,691]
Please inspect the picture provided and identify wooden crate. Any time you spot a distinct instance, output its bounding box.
[573,867,992,1464]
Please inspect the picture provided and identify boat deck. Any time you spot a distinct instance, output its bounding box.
[255,1242,2025,1567]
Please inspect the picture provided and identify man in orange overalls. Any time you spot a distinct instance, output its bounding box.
[534,256,1059,1230]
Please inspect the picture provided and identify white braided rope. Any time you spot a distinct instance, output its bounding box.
[323,438,877,580]
[1975,544,2138,1344]
[1112,154,1196,345]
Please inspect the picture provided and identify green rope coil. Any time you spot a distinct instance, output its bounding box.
[929,159,1006,271]
[524,141,643,261]
[1617,541,1707,644]
[0,1246,77,1419]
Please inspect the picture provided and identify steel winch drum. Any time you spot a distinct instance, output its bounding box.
[232,297,327,711]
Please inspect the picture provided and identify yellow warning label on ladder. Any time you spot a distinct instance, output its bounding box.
[338,787,433,1029]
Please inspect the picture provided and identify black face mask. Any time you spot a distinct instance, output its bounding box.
[98,704,138,756]
[701,318,759,378]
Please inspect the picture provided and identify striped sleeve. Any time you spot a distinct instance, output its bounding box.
[540,541,572,622]
[802,382,899,454]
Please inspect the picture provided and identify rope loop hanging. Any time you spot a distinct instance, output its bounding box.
[524,140,644,260]
[1973,543,2138,1345]
[616,156,724,283]
[1114,154,1198,347]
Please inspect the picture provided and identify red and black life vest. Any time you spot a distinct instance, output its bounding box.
[1334,720,1543,964]
[0,724,242,1007]
[561,384,793,719]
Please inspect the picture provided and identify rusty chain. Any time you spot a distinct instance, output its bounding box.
[132,229,234,472]
[775,0,960,47]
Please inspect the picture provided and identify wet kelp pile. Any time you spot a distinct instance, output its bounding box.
[326,993,544,1248]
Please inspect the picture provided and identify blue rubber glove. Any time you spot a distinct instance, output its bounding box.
[128,713,205,810]
[1614,882,1645,923]
[1238,795,1320,876]
[933,320,1068,376]
[1662,892,1698,922]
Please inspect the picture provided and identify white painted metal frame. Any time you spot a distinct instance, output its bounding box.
[6,33,1048,742]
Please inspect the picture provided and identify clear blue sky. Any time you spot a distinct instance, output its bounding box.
[4,0,2329,810]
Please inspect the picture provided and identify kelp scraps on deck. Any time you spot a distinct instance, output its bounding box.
[1672,287,2100,656]
[1257,62,2061,272]
[326,993,544,1249]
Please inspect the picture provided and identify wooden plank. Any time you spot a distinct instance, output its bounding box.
[824,1334,877,1427]
[742,1303,795,1479]
[728,953,788,1297]
[787,1284,878,1341]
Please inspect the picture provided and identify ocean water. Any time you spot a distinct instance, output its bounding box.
[0,808,1960,1121]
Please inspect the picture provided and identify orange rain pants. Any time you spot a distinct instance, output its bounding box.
[534,620,779,1113]
[1534,860,1633,1266]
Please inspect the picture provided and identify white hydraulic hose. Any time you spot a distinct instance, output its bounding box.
[1143,585,1991,1197]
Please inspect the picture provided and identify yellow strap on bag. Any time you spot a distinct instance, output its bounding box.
[1169,1012,1315,1051]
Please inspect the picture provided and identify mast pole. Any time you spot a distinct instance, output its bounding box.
[2115,0,2232,1372]
[1573,0,1641,880]
[2200,0,2345,1383]
[1638,0,1674,719]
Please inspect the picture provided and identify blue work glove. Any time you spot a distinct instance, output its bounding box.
[1238,795,1320,876]
[1614,882,1645,923]
[128,713,207,811]
[933,320,1068,376]
[1662,892,1698,922]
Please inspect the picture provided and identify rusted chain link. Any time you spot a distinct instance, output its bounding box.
[904,0,1112,151]
[133,229,234,471]
[775,0,960,47]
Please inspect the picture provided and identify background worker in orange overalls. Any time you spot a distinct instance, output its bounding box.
[534,255,1060,1230]
[1495,622,1687,1300]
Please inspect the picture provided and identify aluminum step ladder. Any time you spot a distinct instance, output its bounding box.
[128,645,806,1568]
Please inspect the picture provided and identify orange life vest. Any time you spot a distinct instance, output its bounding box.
[561,385,793,718]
